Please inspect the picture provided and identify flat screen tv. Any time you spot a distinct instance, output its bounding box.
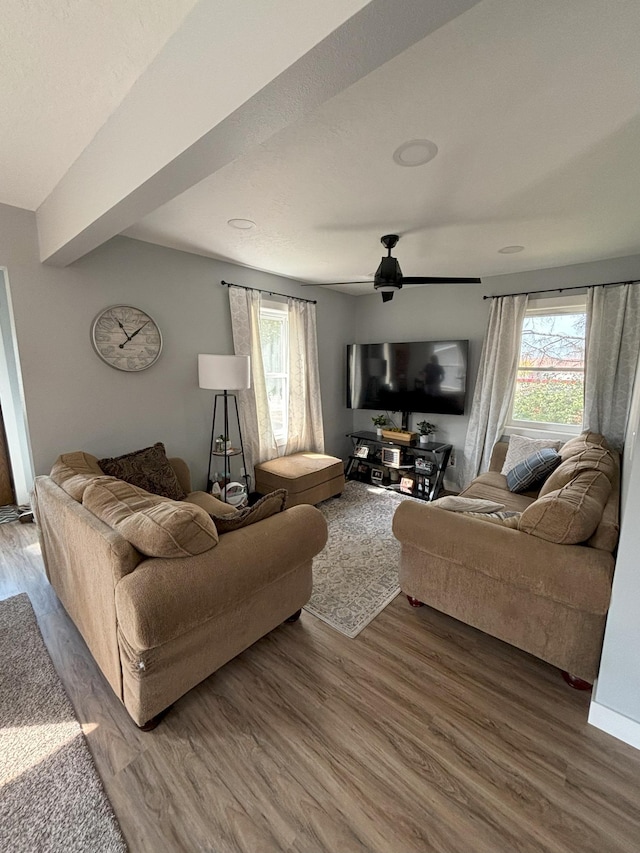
[346,340,469,416]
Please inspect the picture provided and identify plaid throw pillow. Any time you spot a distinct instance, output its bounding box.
[506,447,561,493]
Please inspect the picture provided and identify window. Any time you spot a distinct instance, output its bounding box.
[260,301,289,443]
[509,295,587,434]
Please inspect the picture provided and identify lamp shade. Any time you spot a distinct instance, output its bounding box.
[198,354,250,390]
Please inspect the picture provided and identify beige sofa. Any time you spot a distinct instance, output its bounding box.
[392,432,620,683]
[33,451,328,728]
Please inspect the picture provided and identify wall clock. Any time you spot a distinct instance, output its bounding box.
[91,305,163,372]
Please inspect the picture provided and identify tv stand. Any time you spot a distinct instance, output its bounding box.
[345,431,452,502]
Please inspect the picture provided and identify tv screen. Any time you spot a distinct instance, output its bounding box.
[346,340,468,416]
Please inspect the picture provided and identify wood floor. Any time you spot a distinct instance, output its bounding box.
[2,521,640,853]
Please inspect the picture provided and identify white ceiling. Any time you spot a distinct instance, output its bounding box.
[4,0,640,294]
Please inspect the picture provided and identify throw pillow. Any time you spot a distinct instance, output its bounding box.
[210,489,288,533]
[83,478,218,558]
[462,511,521,528]
[500,435,563,475]
[98,442,186,501]
[431,495,505,513]
[506,447,561,493]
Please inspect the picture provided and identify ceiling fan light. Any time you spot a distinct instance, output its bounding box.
[375,283,399,292]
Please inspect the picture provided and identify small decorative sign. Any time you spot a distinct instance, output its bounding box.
[354,445,370,459]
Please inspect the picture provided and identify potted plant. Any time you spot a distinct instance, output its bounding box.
[416,420,437,445]
[371,414,387,437]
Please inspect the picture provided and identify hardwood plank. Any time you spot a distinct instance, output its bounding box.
[2,520,640,853]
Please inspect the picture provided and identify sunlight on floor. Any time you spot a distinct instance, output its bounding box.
[0,721,80,785]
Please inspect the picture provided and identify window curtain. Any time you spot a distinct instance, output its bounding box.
[584,283,640,452]
[228,287,325,481]
[462,294,528,486]
[285,297,325,456]
[228,286,278,479]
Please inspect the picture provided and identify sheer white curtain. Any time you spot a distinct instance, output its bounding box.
[228,286,278,478]
[228,287,325,480]
[462,294,528,486]
[285,298,325,455]
[584,283,640,452]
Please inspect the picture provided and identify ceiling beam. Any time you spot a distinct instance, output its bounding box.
[37,0,481,267]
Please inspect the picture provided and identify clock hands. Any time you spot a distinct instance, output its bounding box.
[117,320,132,342]
[118,319,149,348]
[129,320,149,339]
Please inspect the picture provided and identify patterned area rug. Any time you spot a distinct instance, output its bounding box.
[304,480,413,638]
[0,594,127,852]
[0,505,20,524]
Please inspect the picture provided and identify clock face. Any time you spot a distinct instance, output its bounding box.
[91,306,162,372]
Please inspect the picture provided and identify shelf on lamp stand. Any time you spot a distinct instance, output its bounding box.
[206,390,250,500]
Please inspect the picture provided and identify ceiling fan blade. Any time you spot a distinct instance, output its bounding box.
[402,276,482,284]
[299,281,374,286]
[381,291,394,303]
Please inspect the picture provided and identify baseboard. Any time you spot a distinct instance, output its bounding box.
[588,700,640,751]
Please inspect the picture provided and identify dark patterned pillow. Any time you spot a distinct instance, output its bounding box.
[210,489,287,533]
[506,447,561,493]
[98,442,186,501]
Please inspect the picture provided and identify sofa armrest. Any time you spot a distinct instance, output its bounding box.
[488,441,509,473]
[169,457,191,494]
[392,500,613,613]
[115,504,328,650]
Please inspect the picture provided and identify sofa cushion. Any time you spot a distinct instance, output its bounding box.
[559,431,609,461]
[506,448,561,493]
[539,446,617,497]
[518,470,612,545]
[210,489,288,534]
[501,435,563,475]
[461,472,537,512]
[50,451,104,501]
[83,479,218,558]
[98,442,186,501]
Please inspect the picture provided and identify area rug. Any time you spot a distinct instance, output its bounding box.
[0,594,127,852]
[0,505,20,524]
[304,480,413,638]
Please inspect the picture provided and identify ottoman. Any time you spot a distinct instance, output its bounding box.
[254,452,345,507]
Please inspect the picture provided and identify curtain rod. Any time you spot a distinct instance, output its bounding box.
[483,278,640,300]
[220,280,317,305]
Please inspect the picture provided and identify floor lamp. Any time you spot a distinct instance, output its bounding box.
[198,354,251,500]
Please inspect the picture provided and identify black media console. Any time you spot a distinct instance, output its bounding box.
[345,431,452,502]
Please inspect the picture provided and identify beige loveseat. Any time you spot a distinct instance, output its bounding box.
[33,450,328,728]
[392,432,620,683]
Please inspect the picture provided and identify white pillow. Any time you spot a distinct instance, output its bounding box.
[501,435,563,475]
[431,495,505,513]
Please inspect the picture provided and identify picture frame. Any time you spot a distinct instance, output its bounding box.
[354,445,370,459]
[370,468,384,484]
[400,476,414,494]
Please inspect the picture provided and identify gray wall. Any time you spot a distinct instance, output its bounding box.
[0,203,355,489]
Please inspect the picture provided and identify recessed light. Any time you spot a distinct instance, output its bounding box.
[227,218,256,230]
[498,245,525,254]
[392,139,438,167]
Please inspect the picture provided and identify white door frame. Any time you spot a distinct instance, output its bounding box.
[0,268,34,505]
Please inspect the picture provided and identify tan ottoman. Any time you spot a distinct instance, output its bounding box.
[254,452,345,507]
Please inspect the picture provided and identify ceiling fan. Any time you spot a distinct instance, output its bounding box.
[303,234,481,302]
